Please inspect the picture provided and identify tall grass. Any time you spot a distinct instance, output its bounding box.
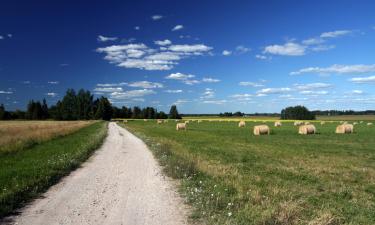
[0,121,94,154]
[0,121,108,218]
[121,120,375,225]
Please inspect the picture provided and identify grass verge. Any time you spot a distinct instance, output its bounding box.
[0,121,108,218]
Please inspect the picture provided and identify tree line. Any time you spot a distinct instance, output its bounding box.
[280,105,316,120]
[0,89,181,121]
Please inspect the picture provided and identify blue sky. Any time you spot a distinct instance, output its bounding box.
[1,0,375,113]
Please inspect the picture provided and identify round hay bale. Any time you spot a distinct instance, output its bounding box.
[320,121,325,125]
[238,121,246,128]
[123,120,128,123]
[298,124,316,135]
[176,123,187,131]
[294,121,303,126]
[143,119,148,122]
[157,119,163,124]
[336,124,353,134]
[253,125,270,135]
[367,122,373,126]
[274,121,282,127]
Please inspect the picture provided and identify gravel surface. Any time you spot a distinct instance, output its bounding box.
[6,122,188,225]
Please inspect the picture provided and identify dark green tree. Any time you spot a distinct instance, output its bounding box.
[280,105,315,120]
[60,89,78,120]
[94,97,113,120]
[168,105,181,119]
[41,99,49,119]
[132,106,142,119]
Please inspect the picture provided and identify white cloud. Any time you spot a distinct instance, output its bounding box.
[96,83,126,87]
[239,81,264,87]
[0,91,13,94]
[165,89,183,93]
[257,87,291,94]
[235,45,251,54]
[134,26,140,30]
[201,88,215,99]
[183,79,200,85]
[154,39,172,46]
[264,42,306,56]
[46,92,58,97]
[94,87,123,92]
[222,50,232,56]
[151,15,163,20]
[351,90,364,94]
[168,44,212,53]
[320,30,352,38]
[173,99,190,105]
[255,54,268,60]
[300,90,329,95]
[230,94,253,101]
[165,72,195,80]
[202,100,227,104]
[172,25,184,31]
[48,81,59,84]
[202,77,220,83]
[97,43,212,71]
[0,36,3,40]
[110,89,156,100]
[302,38,325,45]
[349,76,375,84]
[8,34,12,38]
[97,35,118,42]
[291,64,375,75]
[126,81,163,89]
[294,83,332,90]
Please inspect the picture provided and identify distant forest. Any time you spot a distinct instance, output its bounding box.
[0,89,181,121]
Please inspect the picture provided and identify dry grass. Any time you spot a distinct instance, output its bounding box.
[0,121,94,153]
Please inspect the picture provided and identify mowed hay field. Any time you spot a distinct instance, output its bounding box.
[0,121,108,217]
[121,119,375,225]
[0,121,94,154]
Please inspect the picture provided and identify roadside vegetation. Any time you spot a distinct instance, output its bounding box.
[0,121,108,218]
[0,121,94,154]
[121,119,375,224]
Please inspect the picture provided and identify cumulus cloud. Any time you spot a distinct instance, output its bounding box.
[255,54,268,60]
[97,35,118,42]
[264,42,306,56]
[302,38,325,45]
[294,83,332,90]
[110,89,156,100]
[300,90,329,95]
[151,15,163,20]
[165,90,183,93]
[126,81,163,89]
[349,75,375,84]
[46,92,58,97]
[134,26,140,30]
[230,94,252,101]
[202,77,220,83]
[173,99,190,105]
[48,81,59,84]
[97,43,212,70]
[154,39,172,46]
[172,25,184,31]
[201,88,215,99]
[94,87,123,92]
[0,90,13,94]
[320,30,352,38]
[165,72,195,80]
[235,45,251,54]
[291,64,375,75]
[239,82,264,87]
[222,50,232,56]
[202,100,227,104]
[311,45,335,52]
[257,87,291,94]
[351,90,364,94]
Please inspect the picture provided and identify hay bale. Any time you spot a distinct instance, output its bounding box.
[176,123,187,131]
[184,120,189,124]
[336,124,353,134]
[360,121,364,124]
[175,119,180,122]
[157,119,163,124]
[253,125,270,135]
[298,124,316,135]
[320,121,325,125]
[294,121,303,126]
[238,121,246,128]
[123,120,128,123]
[304,121,310,125]
[197,120,202,123]
[143,119,148,122]
[367,122,373,126]
[274,121,282,127]
[353,122,358,125]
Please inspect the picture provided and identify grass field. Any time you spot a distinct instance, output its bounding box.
[0,121,108,218]
[0,121,94,154]
[120,119,375,225]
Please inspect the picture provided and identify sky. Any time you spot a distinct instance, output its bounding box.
[1,0,375,113]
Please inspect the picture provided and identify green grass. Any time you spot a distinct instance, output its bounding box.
[120,120,375,225]
[0,121,108,218]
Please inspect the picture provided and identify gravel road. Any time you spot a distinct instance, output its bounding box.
[7,122,188,225]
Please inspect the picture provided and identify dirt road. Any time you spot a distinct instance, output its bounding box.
[8,122,188,225]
